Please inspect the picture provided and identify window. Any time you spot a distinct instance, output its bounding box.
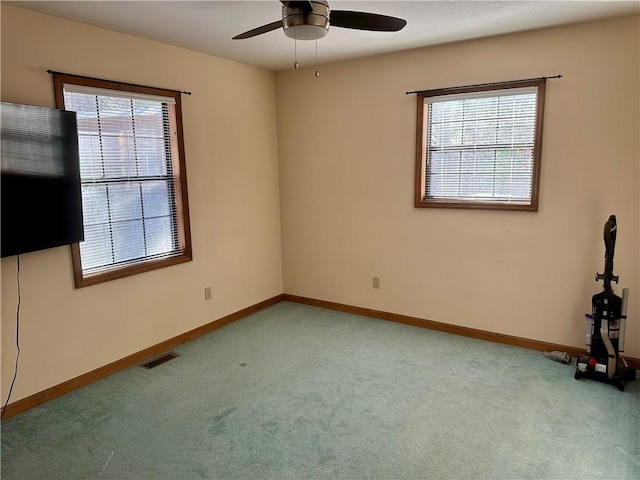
[415,78,546,211]
[53,73,192,287]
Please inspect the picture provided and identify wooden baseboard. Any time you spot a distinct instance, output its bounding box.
[1,294,284,420]
[282,294,640,370]
[4,292,637,419]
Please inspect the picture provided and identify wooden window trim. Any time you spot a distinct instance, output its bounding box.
[414,78,546,212]
[52,73,192,288]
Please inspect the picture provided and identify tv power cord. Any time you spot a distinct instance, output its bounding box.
[1,255,21,420]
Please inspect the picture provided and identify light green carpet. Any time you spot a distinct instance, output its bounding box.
[2,301,639,479]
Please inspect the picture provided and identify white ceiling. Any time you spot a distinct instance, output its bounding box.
[13,1,640,71]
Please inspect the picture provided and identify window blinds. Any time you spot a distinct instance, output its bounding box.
[63,86,181,276]
[424,86,538,204]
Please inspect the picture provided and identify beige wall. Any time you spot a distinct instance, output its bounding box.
[2,7,639,405]
[1,5,283,402]
[276,16,640,358]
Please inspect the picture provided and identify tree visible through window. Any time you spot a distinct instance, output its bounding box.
[415,78,546,211]
[53,73,192,287]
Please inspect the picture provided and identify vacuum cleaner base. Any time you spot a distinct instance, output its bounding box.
[575,354,637,391]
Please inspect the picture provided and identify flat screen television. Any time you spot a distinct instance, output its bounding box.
[1,102,84,258]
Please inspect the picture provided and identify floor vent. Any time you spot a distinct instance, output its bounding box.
[140,352,178,369]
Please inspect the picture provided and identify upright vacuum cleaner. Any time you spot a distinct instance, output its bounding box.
[575,215,636,391]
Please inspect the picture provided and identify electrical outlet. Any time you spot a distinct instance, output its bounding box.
[372,276,381,289]
[204,286,212,301]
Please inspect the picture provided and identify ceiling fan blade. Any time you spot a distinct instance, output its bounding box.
[330,10,407,32]
[233,20,283,39]
[280,1,314,12]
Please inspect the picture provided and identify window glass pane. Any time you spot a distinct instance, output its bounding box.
[496,120,514,144]
[514,94,536,110]
[145,216,174,256]
[471,96,498,119]
[461,122,477,145]
[512,118,535,144]
[514,148,533,167]
[498,95,516,117]
[475,119,498,145]
[101,136,137,178]
[80,224,113,270]
[459,150,492,198]
[77,135,104,180]
[112,219,145,263]
[429,151,460,175]
[443,122,462,147]
[474,175,494,198]
[108,183,142,222]
[441,175,461,197]
[64,92,99,134]
[494,174,514,197]
[474,150,495,174]
[511,184,531,199]
[428,174,445,197]
[142,181,170,218]
[136,137,167,176]
[81,184,109,226]
[97,97,134,136]
[436,100,463,122]
[429,122,442,147]
[133,100,165,137]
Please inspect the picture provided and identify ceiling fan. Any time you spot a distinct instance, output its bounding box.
[233,0,407,41]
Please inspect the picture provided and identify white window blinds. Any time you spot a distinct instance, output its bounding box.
[63,85,182,276]
[424,86,538,204]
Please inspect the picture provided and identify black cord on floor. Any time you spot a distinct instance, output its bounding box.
[1,255,21,420]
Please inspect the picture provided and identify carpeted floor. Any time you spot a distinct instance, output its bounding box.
[2,301,639,479]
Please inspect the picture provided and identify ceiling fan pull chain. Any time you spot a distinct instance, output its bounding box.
[294,33,299,69]
[315,40,320,77]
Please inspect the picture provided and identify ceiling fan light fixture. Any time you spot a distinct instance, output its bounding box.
[284,23,328,40]
[283,0,329,40]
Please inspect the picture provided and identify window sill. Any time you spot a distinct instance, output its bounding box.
[72,250,192,288]
[415,198,538,211]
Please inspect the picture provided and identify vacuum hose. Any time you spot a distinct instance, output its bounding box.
[601,321,616,379]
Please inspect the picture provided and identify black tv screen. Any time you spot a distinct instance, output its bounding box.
[1,102,84,258]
